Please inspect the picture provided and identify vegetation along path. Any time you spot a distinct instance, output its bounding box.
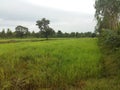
[0,38,119,90]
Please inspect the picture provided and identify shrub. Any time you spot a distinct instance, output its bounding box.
[99,29,120,50]
[99,29,120,77]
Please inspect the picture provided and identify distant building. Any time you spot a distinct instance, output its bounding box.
[15,25,28,34]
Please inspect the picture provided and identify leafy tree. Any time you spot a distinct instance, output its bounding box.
[70,32,76,37]
[36,18,55,39]
[25,31,31,38]
[79,33,85,37]
[0,29,6,38]
[63,32,69,37]
[57,30,63,37]
[91,33,97,38]
[31,31,36,37]
[95,0,120,32]
[47,28,55,37]
[84,32,92,37]
[6,28,13,38]
[76,32,79,38]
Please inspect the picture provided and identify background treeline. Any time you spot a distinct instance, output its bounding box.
[0,28,96,38]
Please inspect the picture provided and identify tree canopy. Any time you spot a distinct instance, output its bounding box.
[36,18,55,39]
[95,0,120,32]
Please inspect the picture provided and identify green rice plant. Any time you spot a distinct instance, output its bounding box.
[0,38,101,89]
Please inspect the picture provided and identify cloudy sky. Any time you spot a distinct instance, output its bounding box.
[0,0,96,32]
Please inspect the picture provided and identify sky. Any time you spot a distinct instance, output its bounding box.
[0,0,96,33]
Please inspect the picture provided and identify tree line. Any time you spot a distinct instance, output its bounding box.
[0,28,96,38]
[0,18,96,39]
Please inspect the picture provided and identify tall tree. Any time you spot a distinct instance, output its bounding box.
[36,18,55,39]
[95,0,120,32]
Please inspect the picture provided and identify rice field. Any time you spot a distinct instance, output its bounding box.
[0,38,118,90]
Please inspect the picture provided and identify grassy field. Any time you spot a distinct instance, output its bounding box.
[0,38,119,90]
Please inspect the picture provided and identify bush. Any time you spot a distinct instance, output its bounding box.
[99,29,120,77]
[99,29,120,50]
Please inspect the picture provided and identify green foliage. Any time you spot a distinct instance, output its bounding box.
[0,29,6,38]
[0,29,97,39]
[95,0,120,81]
[95,0,120,31]
[98,29,120,78]
[83,78,120,90]
[56,30,63,37]
[6,29,13,38]
[99,29,120,49]
[36,18,55,39]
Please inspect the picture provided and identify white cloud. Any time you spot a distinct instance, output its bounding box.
[0,0,96,32]
[0,18,3,22]
[25,0,95,14]
[0,19,36,31]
